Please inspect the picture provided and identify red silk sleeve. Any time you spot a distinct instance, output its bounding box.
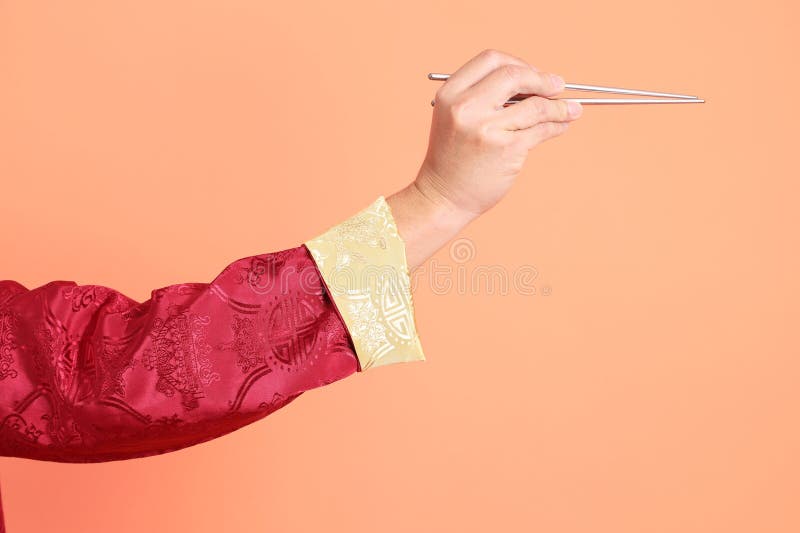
[0,244,359,463]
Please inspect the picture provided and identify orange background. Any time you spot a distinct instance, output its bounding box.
[1,1,798,532]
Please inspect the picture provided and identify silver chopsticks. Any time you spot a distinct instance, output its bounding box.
[427,72,705,105]
[549,98,704,105]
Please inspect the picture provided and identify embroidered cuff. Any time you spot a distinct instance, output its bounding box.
[304,196,425,371]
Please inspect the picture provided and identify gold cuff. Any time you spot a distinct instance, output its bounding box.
[304,196,425,371]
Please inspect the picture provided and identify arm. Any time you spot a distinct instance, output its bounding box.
[0,48,581,463]
[0,198,423,462]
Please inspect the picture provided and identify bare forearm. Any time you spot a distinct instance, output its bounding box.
[386,171,477,270]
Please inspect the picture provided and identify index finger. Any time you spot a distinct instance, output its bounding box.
[465,65,565,111]
[436,48,535,98]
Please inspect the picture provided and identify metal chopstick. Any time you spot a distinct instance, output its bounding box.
[523,97,703,105]
[427,72,702,101]
[563,82,697,100]
[430,97,705,106]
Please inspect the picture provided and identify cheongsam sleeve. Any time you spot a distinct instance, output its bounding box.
[0,195,425,464]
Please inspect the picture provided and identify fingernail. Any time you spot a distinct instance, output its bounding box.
[567,101,583,118]
[550,74,565,90]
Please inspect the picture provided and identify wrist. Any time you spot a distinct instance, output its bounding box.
[386,175,478,270]
[410,179,479,231]
[412,164,483,225]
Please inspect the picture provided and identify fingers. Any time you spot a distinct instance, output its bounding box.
[435,48,533,101]
[494,95,582,131]
[512,120,572,151]
[464,64,566,111]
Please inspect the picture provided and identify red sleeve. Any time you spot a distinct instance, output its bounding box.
[0,244,359,463]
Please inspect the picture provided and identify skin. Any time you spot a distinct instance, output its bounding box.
[386,49,583,269]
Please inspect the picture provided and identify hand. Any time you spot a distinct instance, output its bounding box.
[414,48,583,219]
[387,49,582,269]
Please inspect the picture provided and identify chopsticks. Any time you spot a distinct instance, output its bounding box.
[427,72,704,105]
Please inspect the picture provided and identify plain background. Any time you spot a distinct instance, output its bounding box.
[1,1,798,532]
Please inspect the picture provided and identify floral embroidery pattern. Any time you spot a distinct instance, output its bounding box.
[142,303,220,411]
[61,284,110,312]
[0,309,18,380]
[94,333,137,398]
[217,314,268,374]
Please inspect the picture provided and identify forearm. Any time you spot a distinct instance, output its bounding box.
[386,170,478,271]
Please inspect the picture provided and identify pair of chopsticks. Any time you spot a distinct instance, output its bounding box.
[427,72,704,105]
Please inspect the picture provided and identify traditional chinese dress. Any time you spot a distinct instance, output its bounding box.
[0,197,425,531]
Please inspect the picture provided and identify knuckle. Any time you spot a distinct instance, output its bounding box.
[524,97,548,122]
[531,98,549,119]
[479,49,504,71]
[545,71,564,91]
[562,100,573,118]
[477,122,505,146]
[448,99,472,126]
[499,64,524,84]
[476,122,493,142]
[434,85,452,105]
[554,100,571,120]
[481,48,502,63]
[532,70,547,85]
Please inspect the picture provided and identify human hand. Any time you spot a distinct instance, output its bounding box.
[387,49,582,269]
[414,48,583,219]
